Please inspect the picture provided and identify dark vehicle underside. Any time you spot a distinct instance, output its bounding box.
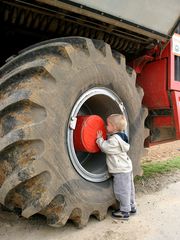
[0,0,173,65]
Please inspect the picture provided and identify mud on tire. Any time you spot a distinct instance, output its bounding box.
[0,37,148,227]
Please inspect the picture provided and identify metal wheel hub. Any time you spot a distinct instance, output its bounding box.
[67,87,129,183]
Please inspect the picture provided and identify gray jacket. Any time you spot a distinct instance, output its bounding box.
[96,134,132,173]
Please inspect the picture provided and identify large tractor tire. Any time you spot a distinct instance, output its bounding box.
[0,37,148,227]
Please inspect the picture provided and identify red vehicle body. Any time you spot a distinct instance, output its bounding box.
[137,30,180,145]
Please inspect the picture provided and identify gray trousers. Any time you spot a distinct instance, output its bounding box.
[112,172,136,212]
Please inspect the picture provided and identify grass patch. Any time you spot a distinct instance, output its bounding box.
[135,156,180,181]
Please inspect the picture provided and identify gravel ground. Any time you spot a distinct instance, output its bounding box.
[141,140,180,163]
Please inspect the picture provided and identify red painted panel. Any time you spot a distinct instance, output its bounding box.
[171,91,180,139]
[162,40,180,91]
[137,59,170,109]
[152,116,174,128]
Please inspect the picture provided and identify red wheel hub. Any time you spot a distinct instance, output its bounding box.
[73,115,107,153]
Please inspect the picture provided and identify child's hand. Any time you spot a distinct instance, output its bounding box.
[97,130,103,138]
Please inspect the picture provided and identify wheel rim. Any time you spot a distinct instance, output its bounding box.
[67,87,129,182]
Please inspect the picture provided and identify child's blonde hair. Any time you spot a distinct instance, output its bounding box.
[107,114,127,131]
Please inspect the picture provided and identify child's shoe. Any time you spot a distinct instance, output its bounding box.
[112,210,129,220]
[130,207,137,214]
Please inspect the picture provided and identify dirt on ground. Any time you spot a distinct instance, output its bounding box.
[136,139,180,194]
[141,140,180,163]
[0,140,180,240]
